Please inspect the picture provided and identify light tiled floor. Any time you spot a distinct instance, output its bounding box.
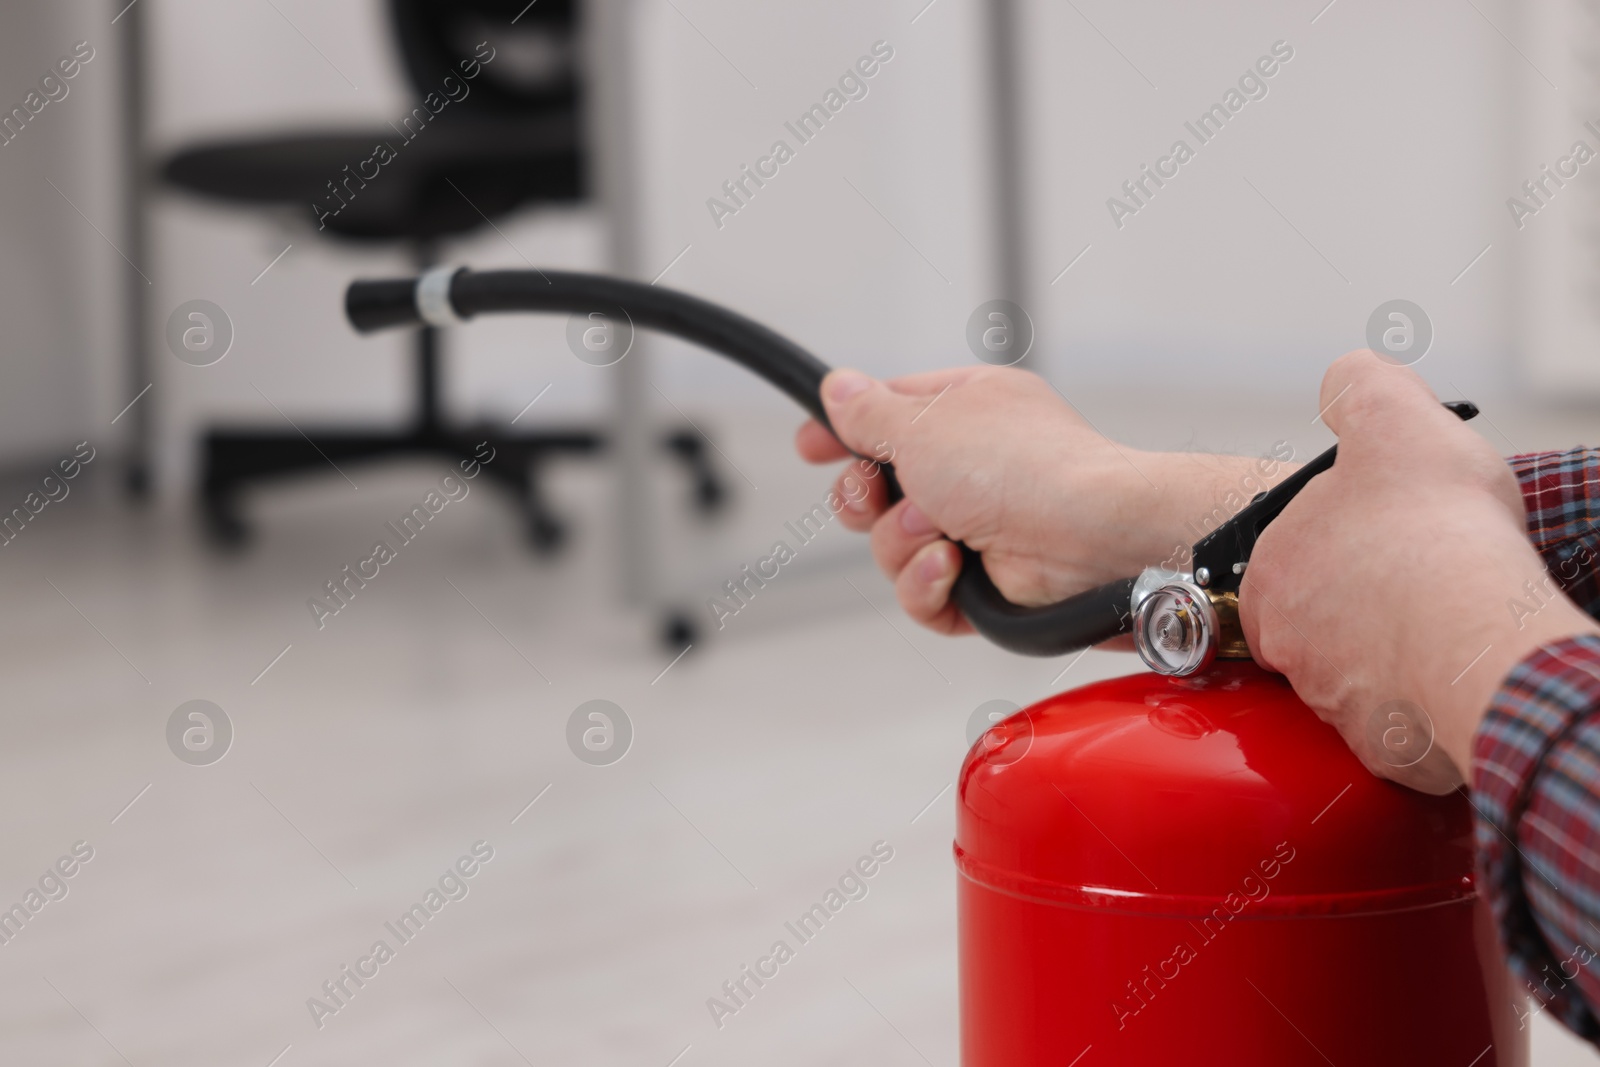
[0,399,1596,1065]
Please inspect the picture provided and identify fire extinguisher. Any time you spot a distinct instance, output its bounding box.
[346,268,1529,1065]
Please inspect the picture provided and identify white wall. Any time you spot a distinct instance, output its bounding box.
[1024,0,1514,397]
[0,0,122,466]
[107,0,1534,489]
[142,0,995,491]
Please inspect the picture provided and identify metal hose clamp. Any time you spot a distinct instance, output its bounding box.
[415,266,466,328]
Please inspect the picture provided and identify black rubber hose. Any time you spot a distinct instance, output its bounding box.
[346,269,1137,656]
[349,270,835,429]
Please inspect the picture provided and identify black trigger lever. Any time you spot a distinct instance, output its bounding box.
[1187,400,1478,594]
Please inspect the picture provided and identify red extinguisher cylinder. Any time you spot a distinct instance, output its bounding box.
[956,663,1527,1066]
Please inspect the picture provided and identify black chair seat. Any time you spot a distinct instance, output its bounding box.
[162,114,582,241]
[161,0,730,625]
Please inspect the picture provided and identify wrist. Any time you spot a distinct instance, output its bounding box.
[1428,598,1600,781]
[1129,450,1300,572]
[1398,521,1600,779]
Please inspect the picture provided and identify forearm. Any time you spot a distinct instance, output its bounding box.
[1463,449,1600,1036]
[1411,519,1600,779]
[1104,448,1300,577]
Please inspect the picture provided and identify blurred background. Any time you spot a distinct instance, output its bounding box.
[1,0,1597,1063]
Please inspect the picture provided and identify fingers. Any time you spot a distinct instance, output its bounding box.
[879,366,988,398]
[821,369,928,459]
[834,462,890,531]
[798,368,992,463]
[797,416,892,531]
[794,418,850,464]
[869,500,967,632]
[894,540,971,634]
[871,499,943,578]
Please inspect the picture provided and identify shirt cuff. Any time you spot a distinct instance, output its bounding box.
[1510,450,1600,620]
[1473,632,1600,1040]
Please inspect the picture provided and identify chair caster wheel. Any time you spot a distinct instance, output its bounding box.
[661,611,696,652]
[203,500,250,549]
[124,464,152,501]
[526,514,567,554]
[694,476,726,515]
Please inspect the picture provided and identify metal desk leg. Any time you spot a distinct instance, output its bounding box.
[117,0,153,496]
[985,0,1031,357]
[590,0,661,621]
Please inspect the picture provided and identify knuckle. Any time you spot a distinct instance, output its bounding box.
[1337,379,1394,427]
[1321,350,1370,397]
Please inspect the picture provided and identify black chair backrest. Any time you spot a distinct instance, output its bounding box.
[390,0,580,116]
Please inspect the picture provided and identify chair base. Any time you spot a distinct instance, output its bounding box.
[200,423,724,551]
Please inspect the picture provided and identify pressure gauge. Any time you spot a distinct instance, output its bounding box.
[1131,577,1218,677]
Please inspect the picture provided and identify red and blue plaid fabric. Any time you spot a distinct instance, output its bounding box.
[1475,449,1600,1040]
[1510,449,1600,618]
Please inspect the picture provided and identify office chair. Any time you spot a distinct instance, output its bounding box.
[162,0,724,548]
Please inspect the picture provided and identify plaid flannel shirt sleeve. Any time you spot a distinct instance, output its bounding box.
[1473,449,1600,1039]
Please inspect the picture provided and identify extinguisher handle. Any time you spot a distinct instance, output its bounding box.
[346,268,1141,658]
[1189,399,1478,595]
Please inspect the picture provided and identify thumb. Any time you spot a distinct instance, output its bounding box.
[1317,349,1445,442]
[821,369,924,460]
